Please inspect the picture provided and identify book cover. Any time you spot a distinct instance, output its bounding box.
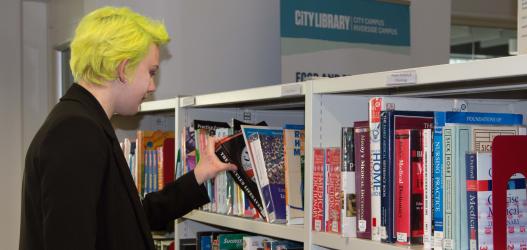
[242,126,287,223]
[283,128,305,225]
[215,132,266,220]
[379,110,433,243]
[395,129,411,245]
[325,147,341,234]
[218,233,248,250]
[242,235,274,250]
[312,147,325,232]
[341,127,357,237]
[354,121,371,239]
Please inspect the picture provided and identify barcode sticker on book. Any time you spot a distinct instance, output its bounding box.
[359,220,367,232]
[397,232,407,243]
[332,221,338,233]
[315,220,322,231]
[380,227,387,239]
[443,239,454,249]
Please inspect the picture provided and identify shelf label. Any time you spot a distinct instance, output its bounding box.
[181,96,195,107]
[281,83,302,96]
[387,70,417,86]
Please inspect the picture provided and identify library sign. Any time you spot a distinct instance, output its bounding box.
[280,0,410,83]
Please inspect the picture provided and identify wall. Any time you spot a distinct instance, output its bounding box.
[452,0,516,28]
[0,0,22,249]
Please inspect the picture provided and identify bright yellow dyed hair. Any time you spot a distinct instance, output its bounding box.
[70,6,170,85]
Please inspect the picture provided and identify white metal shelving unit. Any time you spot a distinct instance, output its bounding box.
[168,55,527,250]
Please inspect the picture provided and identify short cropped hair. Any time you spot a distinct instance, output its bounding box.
[70,6,170,85]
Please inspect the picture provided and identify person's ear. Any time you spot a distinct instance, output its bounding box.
[117,59,129,84]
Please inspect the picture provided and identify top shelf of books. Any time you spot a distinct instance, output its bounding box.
[178,82,306,109]
[312,55,527,97]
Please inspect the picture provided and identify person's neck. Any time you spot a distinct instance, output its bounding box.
[78,81,115,119]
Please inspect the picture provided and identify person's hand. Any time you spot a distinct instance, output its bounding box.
[193,135,237,185]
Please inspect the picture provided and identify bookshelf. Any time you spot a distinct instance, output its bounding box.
[117,54,527,249]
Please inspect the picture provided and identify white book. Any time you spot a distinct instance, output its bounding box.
[422,129,433,249]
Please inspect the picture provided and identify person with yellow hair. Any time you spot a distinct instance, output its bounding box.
[19,6,235,250]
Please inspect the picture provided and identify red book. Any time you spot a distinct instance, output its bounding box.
[312,148,325,232]
[410,130,424,244]
[162,138,175,185]
[325,147,341,233]
[354,121,371,239]
[395,129,411,245]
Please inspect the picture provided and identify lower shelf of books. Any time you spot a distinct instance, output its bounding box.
[312,232,423,250]
[182,210,307,243]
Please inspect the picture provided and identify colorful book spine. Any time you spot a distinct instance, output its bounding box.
[410,129,424,244]
[325,147,341,234]
[341,127,356,237]
[465,153,478,250]
[422,129,433,249]
[369,97,383,241]
[395,129,411,244]
[354,121,371,239]
[312,147,325,232]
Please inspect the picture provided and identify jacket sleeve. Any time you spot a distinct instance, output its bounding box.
[39,117,109,250]
[142,170,210,230]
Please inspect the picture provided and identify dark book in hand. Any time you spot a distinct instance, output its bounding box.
[215,132,266,220]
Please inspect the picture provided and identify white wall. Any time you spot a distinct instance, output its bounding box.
[0,0,22,249]
[452,0,516,22]
[23,1,49,154]
[49,0,281,100]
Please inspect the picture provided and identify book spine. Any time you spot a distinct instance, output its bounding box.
[312,148,325,232]
[341,127,356,237]
[355,125,371,239]
[369,97,383,241]
[325,147,342,233]
[410,130,424,244]
[465,153,478,250]
[380,111,396,242]
[442,127,454,250]
[395,129,411,245]
[456,127,471,250]
[423,129,433,249]
[433,113,445,249]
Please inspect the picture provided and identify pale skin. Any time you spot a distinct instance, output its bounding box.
[79,44,236,185]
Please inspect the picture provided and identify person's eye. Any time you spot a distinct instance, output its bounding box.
[149,70,157,77]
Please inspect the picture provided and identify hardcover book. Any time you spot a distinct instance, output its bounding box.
[325,147,341,234]
[341,127,357,237]
[354,121,371,239]
[312,147,325,232]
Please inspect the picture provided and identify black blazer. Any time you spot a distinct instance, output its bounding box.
[20,84,210,250]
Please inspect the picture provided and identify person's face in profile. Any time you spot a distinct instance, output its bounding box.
[116,44,159,115]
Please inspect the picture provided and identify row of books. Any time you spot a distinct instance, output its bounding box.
[188,231,302,250]
[119,130,175,198]
[175,119,306,225]
[317,96,527,250]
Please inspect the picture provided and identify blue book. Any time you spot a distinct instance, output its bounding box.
[379,110,433,243]
[433,111,522,248]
